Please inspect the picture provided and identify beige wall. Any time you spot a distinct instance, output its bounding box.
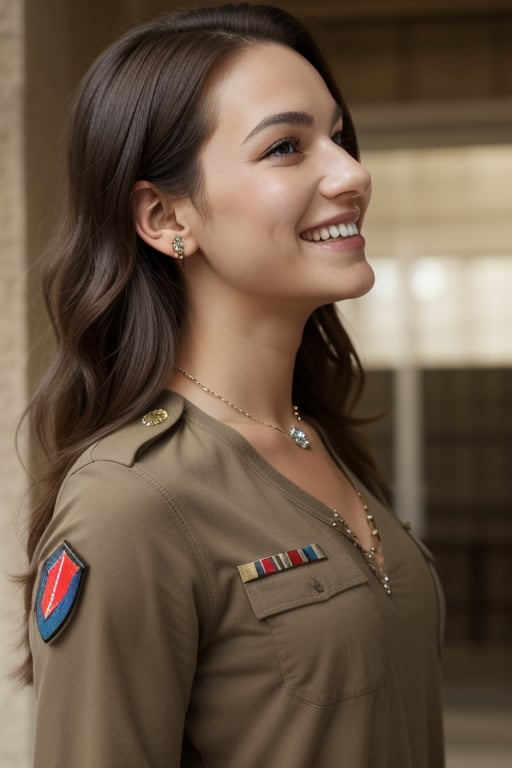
[0,1,31,766]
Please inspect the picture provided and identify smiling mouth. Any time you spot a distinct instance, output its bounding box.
[301,222,360,242]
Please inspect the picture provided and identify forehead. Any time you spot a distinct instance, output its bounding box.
[204,43,336,141]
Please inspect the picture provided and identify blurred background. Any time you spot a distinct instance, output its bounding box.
[1,0,511,765]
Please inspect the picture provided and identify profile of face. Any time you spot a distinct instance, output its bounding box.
[144,42,375,314]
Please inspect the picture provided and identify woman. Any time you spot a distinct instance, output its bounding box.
[23,4,445,766]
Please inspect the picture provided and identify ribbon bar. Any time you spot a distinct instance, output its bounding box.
[237,544,327,583]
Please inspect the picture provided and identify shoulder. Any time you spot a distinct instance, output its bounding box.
[70,389,185,474]
[47,391,208,544]
[44,390,188,539]
[33,391,199,576]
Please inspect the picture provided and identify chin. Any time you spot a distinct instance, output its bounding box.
[332,260,375,302]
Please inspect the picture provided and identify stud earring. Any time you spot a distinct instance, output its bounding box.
[172,235,185,265]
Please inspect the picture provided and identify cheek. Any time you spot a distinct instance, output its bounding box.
[209,172,310,239]
[259,175,308,218]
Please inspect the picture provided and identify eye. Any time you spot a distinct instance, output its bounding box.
[262,137,300,159]
[331,129,344,147]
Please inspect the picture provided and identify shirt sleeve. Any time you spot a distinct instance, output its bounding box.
[29,458,211,768]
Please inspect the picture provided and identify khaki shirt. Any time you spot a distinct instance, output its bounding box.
[30,391,445,767]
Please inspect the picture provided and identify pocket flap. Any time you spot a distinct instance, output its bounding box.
[243,557,368,620]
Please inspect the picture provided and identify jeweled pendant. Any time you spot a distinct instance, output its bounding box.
[289,426,311,449]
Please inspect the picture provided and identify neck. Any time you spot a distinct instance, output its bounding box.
[168,302,308,426]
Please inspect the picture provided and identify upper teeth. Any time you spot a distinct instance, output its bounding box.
[303,222,359,241]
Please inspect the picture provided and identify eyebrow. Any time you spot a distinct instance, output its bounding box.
[242,104,343,146]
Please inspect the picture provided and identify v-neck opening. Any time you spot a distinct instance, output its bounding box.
[163,390,392,593]
[164,390,383,526]
[171,391,394,589]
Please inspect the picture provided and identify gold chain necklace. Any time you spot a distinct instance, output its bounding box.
[330,488,391,595]
[174,366,311,449]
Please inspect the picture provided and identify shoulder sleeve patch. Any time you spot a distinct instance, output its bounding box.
[35,541,87,643]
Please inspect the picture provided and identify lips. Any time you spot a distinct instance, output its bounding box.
[302,221,360,242]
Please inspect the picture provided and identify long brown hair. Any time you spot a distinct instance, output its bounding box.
[20,3,390,684]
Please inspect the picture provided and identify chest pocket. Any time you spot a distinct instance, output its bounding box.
[243,555,388,706]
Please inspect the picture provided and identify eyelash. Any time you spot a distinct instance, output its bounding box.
[262,130,345,159]
[262,137,300,158]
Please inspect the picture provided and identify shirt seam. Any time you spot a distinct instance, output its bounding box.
[60,456,218,639]
[132,461,218,633]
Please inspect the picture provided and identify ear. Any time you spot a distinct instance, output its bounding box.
[131,181,198,262]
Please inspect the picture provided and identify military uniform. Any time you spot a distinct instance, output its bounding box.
[30,390,445,767]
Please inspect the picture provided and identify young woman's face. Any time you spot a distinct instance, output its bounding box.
[186,43,374,310]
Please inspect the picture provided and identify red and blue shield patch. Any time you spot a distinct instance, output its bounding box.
[35,541,87,642]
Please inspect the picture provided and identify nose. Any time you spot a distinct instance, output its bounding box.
[318,146,372,202]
